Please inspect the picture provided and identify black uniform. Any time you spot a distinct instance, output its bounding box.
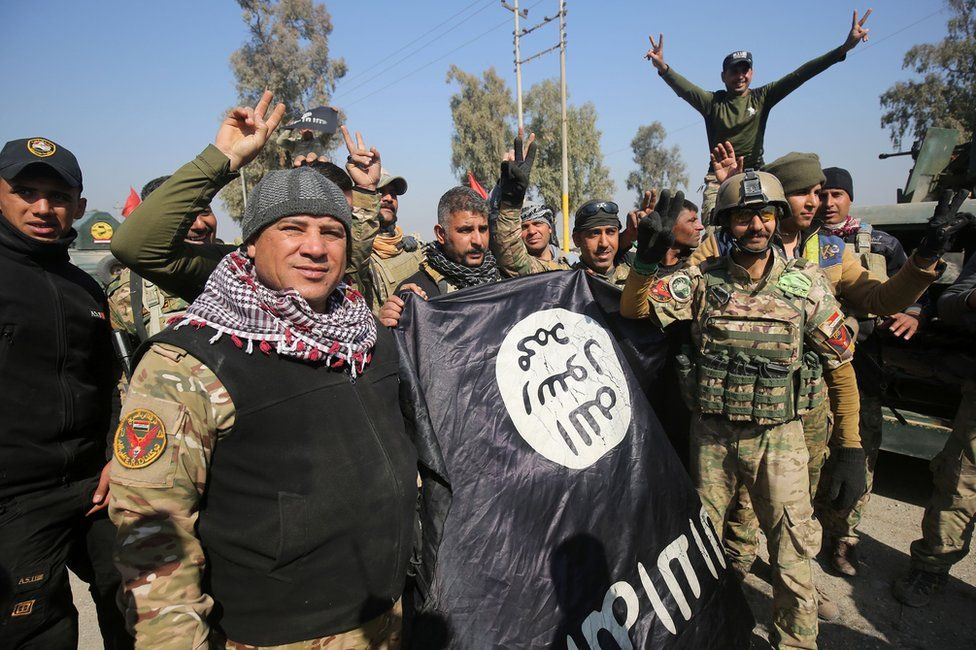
[0,215,130,649]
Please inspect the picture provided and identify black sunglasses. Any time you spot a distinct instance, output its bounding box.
[576,201,619,219]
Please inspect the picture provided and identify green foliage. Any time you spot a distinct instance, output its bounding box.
[221,0,347,219]
[523,79,615,215]
[446,65,516,189]
[880,0,976,148]
[625,122,689,208]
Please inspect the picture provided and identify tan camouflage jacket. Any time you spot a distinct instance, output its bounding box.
[491,201,571,277]
[573,256,633,289]
[621,253,860,442]
[107,344,400,650]
[107,268,188,338]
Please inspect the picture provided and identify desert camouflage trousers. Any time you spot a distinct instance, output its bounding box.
[816,393,883,543]
[910,379,976,573]
[700,172,721,225]
[723,396,831,572]
[220,600,402,650]
[692,415,820,650]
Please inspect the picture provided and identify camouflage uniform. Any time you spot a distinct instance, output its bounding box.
[107,267,189,339]
[490,202,571,277]
[572,254,633,289]
[909,378,976,573]
[624,251,855,649]
[107,344,402,649]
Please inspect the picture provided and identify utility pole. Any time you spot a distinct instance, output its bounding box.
[501,1,568,250]
[558,0,569,252]
[501,1,526,129]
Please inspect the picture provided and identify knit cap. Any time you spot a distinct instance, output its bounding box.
[763,152,825,194]
[822,167,854,201]
[241,167,351,242]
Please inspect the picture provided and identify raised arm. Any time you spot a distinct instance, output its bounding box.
[645,32,713,115]
[112,91,286,302]
[764,9,871,106]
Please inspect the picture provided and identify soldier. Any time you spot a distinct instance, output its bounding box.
[377,186,499,327]
[814,167,921,576]
[893,208,976,607]
[108,160,417,646]
[0,137,131,648]
[366,169,424,311]
[644,9,872,217]
[571,200,634,287]
[111,92,383,304]
[490,132,571,277]
[107,176,217,353]
[621,172,857,649]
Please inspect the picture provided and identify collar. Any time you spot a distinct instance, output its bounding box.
[0,213,76,262]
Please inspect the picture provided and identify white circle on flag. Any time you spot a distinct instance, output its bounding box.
[495,308,632,469]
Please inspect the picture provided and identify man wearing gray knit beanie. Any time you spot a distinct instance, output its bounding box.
[108,93,417,649]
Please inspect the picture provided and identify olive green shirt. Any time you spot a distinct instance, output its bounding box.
[660,45,847,170]
[111,145,379,304]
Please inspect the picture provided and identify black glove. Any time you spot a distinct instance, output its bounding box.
[635,189,684,266]
[823,447,867,511]
[916,189,972,260]
[498,132,536,207]
[401,235,419,252]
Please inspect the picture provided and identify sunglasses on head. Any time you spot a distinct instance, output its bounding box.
[728,205,778,226]
[577,201,619,219]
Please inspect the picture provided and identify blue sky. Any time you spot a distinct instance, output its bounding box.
[0,0,949,240]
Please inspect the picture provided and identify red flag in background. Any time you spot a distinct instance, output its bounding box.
[121,187,141,217]
[467,171,488,200]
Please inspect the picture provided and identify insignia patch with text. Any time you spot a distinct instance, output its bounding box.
[26,138,56,158]
[114,408,167,469]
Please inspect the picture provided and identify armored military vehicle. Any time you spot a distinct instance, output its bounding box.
[857,127,975,460]
[68,210,123,286]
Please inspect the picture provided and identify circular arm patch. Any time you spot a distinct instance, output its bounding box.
[114,408,167,469]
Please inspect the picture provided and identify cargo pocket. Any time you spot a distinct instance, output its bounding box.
[7,562,58,628]
[782,502,822,561]
[269,492,309,581]
[724,354,756,422]
[794,352,823,415]
[754,359,794,426]
[697,353,728,416]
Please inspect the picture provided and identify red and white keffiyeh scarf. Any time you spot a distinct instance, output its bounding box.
[173,250,376,376]
[822,214,861,239]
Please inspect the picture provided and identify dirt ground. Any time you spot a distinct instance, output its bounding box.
[71,451,975,649]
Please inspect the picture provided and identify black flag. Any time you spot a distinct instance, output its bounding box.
[395,270,753,649]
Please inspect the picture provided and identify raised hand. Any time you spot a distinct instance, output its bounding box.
[710,141,744,184]
[214,90,287,172]
[293,152,322,168]
[916,189,972,260]
[636,189,684,266]
[645,33,666,72]
[498,128,537,208]
[843,8,872,51]
[341,125,381,191]
[623,190,658,250]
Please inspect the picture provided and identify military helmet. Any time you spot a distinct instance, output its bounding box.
[714,170,791,221]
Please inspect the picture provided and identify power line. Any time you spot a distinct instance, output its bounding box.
[342,0,548,108]
[333,0,497,100]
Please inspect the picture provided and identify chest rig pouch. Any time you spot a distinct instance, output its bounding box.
[683,260,824,426]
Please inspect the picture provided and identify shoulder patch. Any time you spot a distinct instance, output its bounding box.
[114,408,168,469]
[817,233,845,268]
[668,274,692,303]
[111,393,185,487]
[817,310,844,337]
[649,278,673,302]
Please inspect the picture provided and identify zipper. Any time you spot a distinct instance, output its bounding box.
[44,270,73,476]
[351,378,406,583]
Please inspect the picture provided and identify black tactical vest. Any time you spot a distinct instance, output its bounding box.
[144,323,417,646]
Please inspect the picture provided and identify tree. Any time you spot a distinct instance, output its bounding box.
[879,0,976,149]
[221,0,347,218]
[446,65,516,189]
[523,79,615,215]
[625,122,688,208]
